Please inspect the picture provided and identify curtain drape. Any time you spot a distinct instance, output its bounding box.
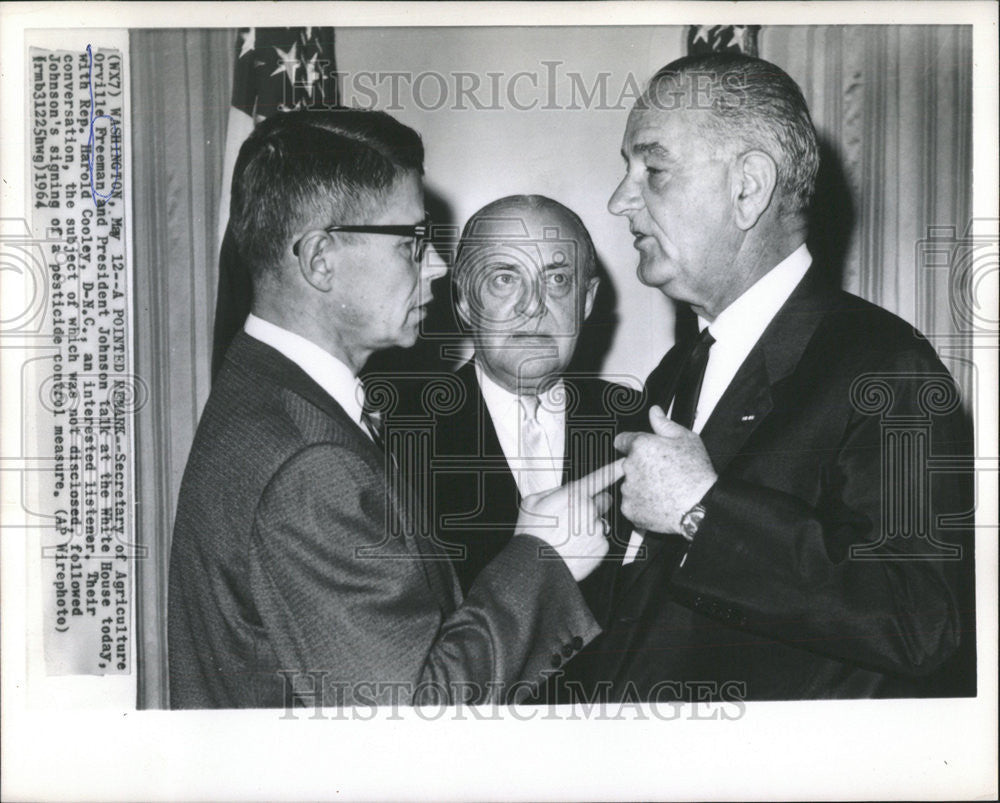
[131,28,233,708]
[766,26,974,406]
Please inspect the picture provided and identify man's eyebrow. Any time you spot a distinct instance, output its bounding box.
[622,141,675,161]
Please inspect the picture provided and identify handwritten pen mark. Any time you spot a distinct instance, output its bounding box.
[86,44,121,207]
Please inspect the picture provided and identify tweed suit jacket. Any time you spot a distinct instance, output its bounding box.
[168,333,600,708]
[562,266,976,701]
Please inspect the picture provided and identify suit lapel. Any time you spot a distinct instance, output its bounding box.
[227,333,384,466]
[229,333,458,605]
[564,377,597,484]
[458,362,521,505]
[425,364,521,597]
[614,266,836,598]
[465,363,512,463]
[699,266,834,472]
[698,350,774,472]
[643,343,691,416]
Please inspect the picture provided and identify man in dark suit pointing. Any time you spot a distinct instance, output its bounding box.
[168,110,620,708]
[566,53,974,701]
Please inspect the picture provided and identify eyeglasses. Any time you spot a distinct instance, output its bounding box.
[292,220,431,262]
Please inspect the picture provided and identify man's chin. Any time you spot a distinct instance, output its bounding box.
[637,259,671,288]
[513,359,565,384]
[393,326,420,350]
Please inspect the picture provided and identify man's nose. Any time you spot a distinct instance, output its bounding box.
[608,173,640,217]
[516,293,548,321]
[513,281,555,324]
[421,243,448,282]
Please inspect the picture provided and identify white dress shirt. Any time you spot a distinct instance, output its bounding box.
[475,362,566,497]
[243,313,372,440]
[622,244,813,564]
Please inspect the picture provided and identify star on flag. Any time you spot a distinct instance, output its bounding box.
[686,25,760,57]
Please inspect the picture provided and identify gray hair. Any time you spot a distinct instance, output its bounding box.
[645,53,819,218]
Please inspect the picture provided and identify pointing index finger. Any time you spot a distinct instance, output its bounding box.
[572,458,626,498]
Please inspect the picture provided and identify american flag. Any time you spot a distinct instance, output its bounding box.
[212,27,340,379]
[686,25,760,56]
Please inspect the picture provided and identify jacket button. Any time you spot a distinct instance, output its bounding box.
[571,636,583,650]
[550,653,563,668]
[561,643,574,658]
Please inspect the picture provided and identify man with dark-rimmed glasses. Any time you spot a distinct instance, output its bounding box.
[168,109,617,709]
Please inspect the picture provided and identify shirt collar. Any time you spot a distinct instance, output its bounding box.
[244,313,365,427]
[474,361,566,419]
[698,243,813,342]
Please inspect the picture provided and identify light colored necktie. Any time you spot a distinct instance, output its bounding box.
[518,394,554,496]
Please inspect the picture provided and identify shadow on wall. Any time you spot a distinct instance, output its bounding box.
[807,134,856,289]
[567,256,617,377]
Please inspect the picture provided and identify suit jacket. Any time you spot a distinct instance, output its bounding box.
[386,362,641,603]
[168,333,600,708]
[562,266,976,701]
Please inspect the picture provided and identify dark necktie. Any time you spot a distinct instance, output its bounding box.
[615,327,716,606]
[669,327,715,429]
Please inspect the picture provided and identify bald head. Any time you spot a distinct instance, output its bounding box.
[453,195,600,394]
[456,195,597,282]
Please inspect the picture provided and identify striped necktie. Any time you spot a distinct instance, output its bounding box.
[359,381,385,449]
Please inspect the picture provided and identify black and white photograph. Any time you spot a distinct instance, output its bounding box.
[1,2,997,800]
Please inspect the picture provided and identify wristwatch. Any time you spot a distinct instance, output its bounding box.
[679,503,706,542]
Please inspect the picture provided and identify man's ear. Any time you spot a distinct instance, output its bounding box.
[582,276,600,320]
[296,230,338,292]
[731,150,778,231]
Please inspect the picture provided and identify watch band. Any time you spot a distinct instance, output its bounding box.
[679,503,706,542]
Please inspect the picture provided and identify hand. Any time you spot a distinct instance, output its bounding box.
[515,459,625,581]
[614,406,717,534]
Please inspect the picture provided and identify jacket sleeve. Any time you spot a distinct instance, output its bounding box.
[670,351,973,678]
[249,442,599,706]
